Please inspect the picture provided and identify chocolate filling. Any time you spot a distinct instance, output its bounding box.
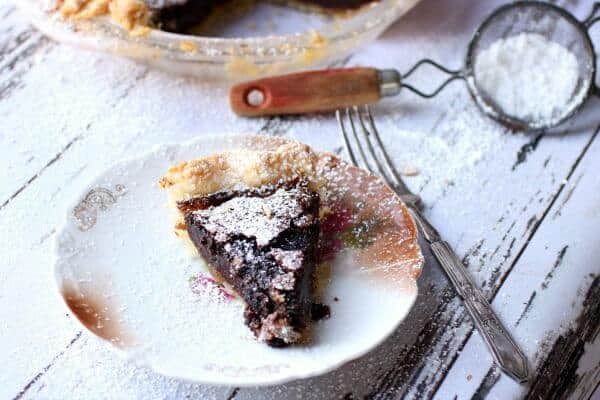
[179,181,320,346]
[148,0,376,33]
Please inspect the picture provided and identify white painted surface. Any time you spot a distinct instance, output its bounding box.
[1,0,599,399]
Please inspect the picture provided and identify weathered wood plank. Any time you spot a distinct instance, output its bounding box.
[355,1,600,398]
[0,43,143,205]
[17,334,233,400]
[12,332,83,400]
[237,12,600,400]
[2,0,599,398]
[432,123,600,400]
[526,278,599,400]
[0,44,265,398]
[568,333,600,400]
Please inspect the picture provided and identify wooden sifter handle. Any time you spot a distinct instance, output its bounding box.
[230,68,382,117]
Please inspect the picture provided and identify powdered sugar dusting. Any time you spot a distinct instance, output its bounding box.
[474,32,580,122]
[240,136,424,283]
[315,155,423,282]
[189,273,235,302]
[193,186,311,247]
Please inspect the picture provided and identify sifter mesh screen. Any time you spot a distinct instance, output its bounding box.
[466,2,595,130]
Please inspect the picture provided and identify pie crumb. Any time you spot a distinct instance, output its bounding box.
[401,165,419,177]
[179,41,198,53]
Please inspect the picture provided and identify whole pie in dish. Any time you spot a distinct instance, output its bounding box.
[58,0,378,34]
[152,0,378,33]
[159,139,423,346]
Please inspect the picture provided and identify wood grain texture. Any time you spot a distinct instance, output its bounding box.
[0,6,263,393]
[432,119,600,400]
[2,0,599,398]
[230,68,380,117]
[525,278,599,400]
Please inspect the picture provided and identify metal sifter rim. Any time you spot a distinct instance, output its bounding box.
[463,1,599,131]
[396,1,600,131]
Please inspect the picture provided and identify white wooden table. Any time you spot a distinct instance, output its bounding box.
[2,0,599,399]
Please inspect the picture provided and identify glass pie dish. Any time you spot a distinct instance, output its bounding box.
[19,0,422,80]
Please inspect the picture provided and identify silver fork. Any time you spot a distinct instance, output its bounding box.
[336,105,529,384]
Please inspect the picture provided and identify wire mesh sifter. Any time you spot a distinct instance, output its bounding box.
[231,1,600,131]
[467,1,598,130]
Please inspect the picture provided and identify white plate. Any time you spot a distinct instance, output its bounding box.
[54,135,423,386]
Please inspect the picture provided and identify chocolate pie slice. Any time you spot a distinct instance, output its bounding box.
[177,180,320,346]
[159,140,424,346]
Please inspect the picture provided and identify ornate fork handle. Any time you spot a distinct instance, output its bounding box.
[407,206,529,383]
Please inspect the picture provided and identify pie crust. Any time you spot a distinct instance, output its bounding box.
[160,138,423,282]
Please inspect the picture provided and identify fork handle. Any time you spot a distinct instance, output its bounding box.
[407,208,530,383]
[230,68,382,117]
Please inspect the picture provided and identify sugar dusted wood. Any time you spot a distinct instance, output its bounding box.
[229,68,380,117]
[431,123,600,400]
[3,0,600,398]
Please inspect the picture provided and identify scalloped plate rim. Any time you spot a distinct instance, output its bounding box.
[52,134,422,386]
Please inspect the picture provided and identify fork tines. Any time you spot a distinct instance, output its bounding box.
[336,105,412,197]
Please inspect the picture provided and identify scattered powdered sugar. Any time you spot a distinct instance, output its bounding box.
[474,32,580,122]
[193,186,311,247]
[189,273,236,302]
